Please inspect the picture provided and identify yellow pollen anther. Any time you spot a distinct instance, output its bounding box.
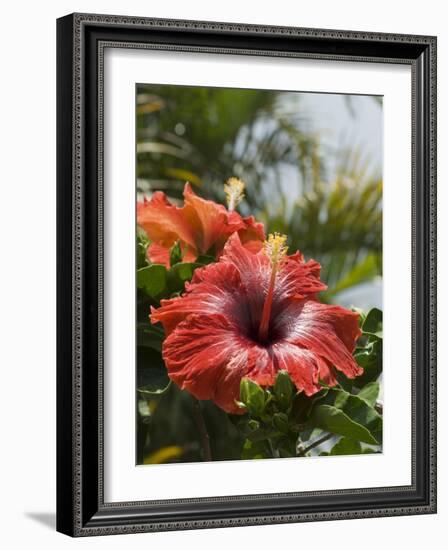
[224,177,245,211]
[264,233,288,266]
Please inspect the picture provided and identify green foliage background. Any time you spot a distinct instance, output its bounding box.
[136,84,383,465]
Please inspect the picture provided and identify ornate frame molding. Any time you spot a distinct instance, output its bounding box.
[56,13,437,537]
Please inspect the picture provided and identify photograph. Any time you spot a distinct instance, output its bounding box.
[52,6,437,539]
[135,83,384,465]
[0,1,442,545]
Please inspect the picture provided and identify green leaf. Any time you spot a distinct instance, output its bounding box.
[241,439,270,460]
[357,381,380,407]
[136,232,150,269]
[246,427,281,443]
[272,412,289,434]
[309,404,378,445]
[311,387,382,445]
[248,419,260,431]
[362,308,383,338]
[137,322,164,352]
[354,339,382,386]
[352,307,367,327]
[328,437,362,455]
[336,371,353,393]
[137,264,167,297]
[311,387,347,410]
[333,390,349,409]
[137,347,171,395]
[353,308,383,388]
[342,394,382,444]
[170,262,199,281]
[167,262,202,293]
[195,255,216,265]
[291,390,326,424]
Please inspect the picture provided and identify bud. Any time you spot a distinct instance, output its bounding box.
[274,370,294,410]
[169,240,182,266]
[240,378,266,416]
[248,419,260,431]
[273,412,289,434]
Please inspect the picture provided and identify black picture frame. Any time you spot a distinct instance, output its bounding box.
[57,13,437,537]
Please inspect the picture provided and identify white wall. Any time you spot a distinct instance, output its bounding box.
[0,0,445,548]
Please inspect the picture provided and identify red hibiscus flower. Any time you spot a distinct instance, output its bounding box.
[151,233,362,414]
[137,180,265,268]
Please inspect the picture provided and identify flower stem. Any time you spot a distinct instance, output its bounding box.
[192,397,212,461]
[267,438,280,459]
[297,433,333,457]
[375,401,383,415]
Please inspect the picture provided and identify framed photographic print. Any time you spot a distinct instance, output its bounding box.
[56,13,437,536]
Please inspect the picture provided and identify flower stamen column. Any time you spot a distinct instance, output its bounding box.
[258,233,288,342]
[224,177,245,212]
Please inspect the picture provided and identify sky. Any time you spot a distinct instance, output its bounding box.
[298,92,383,177]
[292,91,383,310]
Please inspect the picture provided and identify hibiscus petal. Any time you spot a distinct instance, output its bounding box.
[212,345,276,411]
[212,354,251,414]
[137,192,197,250]
[274,255,327,303]
[275,299,362,379]
[210,212,265,260]
[162,313,251,413]
[180,243,197,263]
[221,234,327,331]
[246,346,276,387]
[221,233,270,324]
[316,360,339,386]
[270,342,322,395]
[237,215,266,254]
[150,229,363,414]
[320,304,362,353]
[151,261,245,336]
[147,242,171,268]
[183,183,245,254]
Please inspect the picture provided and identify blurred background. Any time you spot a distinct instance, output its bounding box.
[136,84,383,465]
